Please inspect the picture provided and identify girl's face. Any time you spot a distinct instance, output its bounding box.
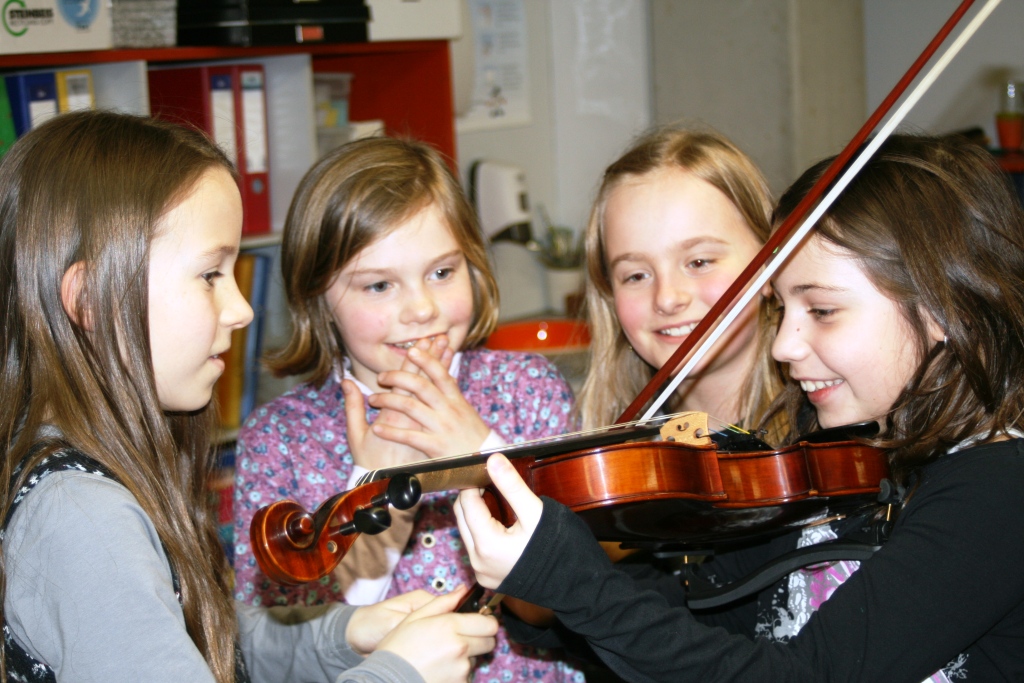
[325,202,474,393]
[604,168,764,383]
[771,235,940,429]
[148,167,254,412]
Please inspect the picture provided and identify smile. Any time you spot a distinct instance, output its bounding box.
[389,335,438,350]
[659,322,698,337]
[799,379,844,392]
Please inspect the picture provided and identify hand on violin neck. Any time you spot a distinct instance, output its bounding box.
[454,454,542,589]
[368,337,491,459]
[373,585,498,683]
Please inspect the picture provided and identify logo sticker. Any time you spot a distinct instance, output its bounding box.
[3,0,54,37]
[56,0,98,29]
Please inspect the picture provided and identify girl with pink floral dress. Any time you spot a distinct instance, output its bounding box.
[233,137,583,683]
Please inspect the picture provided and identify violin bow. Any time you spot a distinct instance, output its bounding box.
[618,0,1001,425]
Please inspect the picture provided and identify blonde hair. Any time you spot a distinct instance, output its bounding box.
[578,124,785,442]
[0,111,237,681]
[268,137,499,385]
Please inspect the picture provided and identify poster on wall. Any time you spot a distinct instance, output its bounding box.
[456,0,531,132]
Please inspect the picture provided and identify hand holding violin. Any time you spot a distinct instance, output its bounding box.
[454,454,544,589]
[378,590,498,683]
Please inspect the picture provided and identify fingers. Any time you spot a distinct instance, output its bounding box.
[427,334,450,364]
[377,347,461,405]
[341,381,371,459]
[369,421,437,454]
[454,493,507,589]
[453,486,485,557]
[405,584,469,621]
[439,343,455,373]
[380,588,436,614]
[485,455,543,532]
[368,585,498,678]
[391,337,436,396]
[406,344,462,397]
[454,456,541,589]
[369,390,434,425]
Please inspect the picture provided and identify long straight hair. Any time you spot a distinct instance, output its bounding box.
[578,124,786,442]
[772,134,1024,476]
[0,111,238,681]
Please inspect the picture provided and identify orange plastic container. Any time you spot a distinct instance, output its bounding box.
[485,319,590,354]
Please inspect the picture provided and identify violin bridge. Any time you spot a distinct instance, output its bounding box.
[659,412,713,446]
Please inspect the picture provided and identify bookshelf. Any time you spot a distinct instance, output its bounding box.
[0,41,454,158]
[1,41,456,231]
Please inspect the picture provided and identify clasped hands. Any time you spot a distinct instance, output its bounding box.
[343,335,492,469]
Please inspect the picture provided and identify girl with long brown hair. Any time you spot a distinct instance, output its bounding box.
[0,111,496,683]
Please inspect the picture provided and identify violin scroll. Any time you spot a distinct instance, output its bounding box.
[250,473,423,585]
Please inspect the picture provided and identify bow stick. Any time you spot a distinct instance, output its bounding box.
[620,0,1001,425]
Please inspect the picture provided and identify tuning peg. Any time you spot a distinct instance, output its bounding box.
[387,473,422,510]
[353,506,392,535]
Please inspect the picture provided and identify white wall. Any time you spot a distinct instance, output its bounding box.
[456,0,559,226]
[649,0,865,194]
[549,0,653,231]
[454,0,650,319]
[455,0,651,233]
[864,0,1023,144]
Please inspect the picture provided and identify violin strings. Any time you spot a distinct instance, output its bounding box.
[361,409,741,482]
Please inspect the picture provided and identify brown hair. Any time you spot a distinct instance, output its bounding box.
[0,111,237,681]
[773,133,1024,475]
[578,124,786,442]
[268,136,499,385]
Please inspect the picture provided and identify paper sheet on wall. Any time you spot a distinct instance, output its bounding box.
[456,0,531,132]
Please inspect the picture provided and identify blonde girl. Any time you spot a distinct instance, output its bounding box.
[578,125,785,442]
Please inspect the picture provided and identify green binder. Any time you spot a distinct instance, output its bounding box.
[0,79,16,158]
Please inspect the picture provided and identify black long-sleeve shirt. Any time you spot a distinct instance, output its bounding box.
[498,439,1024,682]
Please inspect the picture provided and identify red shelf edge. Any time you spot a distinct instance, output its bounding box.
[0,40,446,69]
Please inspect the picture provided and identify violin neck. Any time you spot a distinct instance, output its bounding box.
[409,461,491,495]
[359,420,668,487]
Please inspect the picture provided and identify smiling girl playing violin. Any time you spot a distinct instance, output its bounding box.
[455,133,1024,682]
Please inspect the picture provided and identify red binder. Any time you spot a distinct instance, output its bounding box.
[148,63,271,235]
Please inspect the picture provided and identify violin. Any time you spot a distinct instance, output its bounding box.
[249,0,995,588]
[250,413,889,586]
